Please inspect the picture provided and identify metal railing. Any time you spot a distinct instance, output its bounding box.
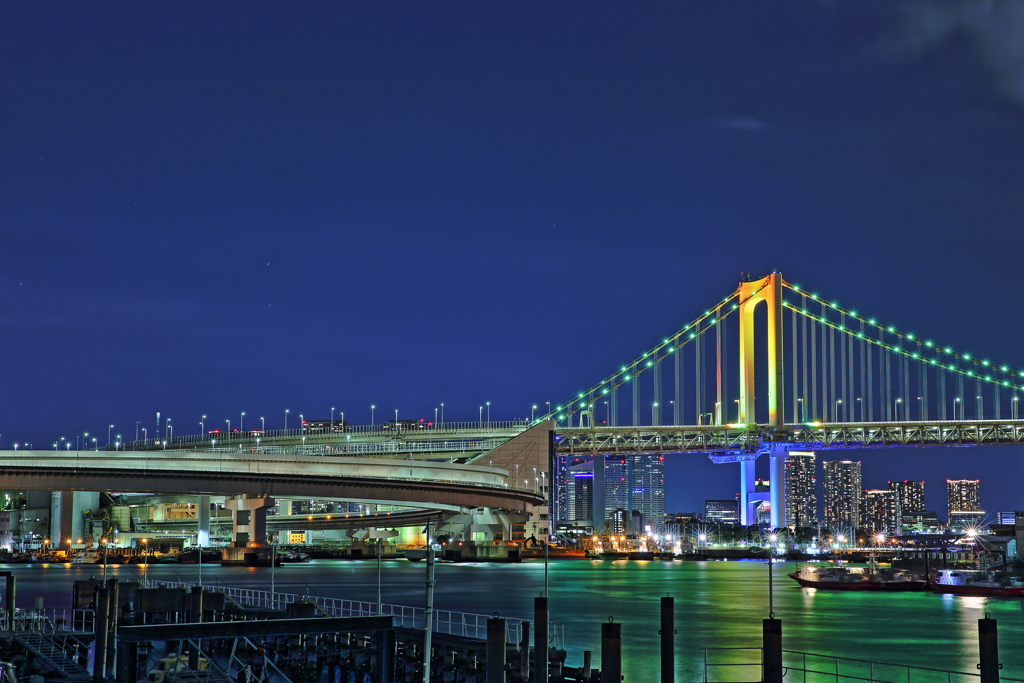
[113,420,534,451]
[0,608,94,633]
[701,647,1024,683]
[157,581,563,650]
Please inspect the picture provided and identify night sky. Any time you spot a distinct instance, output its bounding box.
[3,2,1024,517]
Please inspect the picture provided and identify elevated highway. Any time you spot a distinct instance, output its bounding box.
[0,450,544,512]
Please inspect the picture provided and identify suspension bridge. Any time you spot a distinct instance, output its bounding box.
[537,271,1024,529]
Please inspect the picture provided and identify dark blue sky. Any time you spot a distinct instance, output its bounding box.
[3,2,1023,515]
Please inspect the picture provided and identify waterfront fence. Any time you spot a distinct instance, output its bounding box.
[701,647,1024,683]
[157,581,563,650]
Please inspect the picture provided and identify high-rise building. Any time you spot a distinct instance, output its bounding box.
[889,480,924,513]
[630,454,665,531]
[705,499,739,524]
[947,479,980,514]
[784,451,816,528]
[860,489,899,535]
[570,463,594,522]
[823,460,861,532]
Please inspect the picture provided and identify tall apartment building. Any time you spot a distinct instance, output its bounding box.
[630,454,665,531]
[705,499,739,524]
[784,451,816,528]
[556,454,664,532]
[889,480,924,513]
[947,479,982,529]
[823,460,862,532]
[860,489,900,535]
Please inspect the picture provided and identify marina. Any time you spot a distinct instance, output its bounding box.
[2,558,1023,680]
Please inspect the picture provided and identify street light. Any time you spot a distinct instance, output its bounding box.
[241,412,245,432]
[954,397,961,420]
[531,405,537,422]
[797,398,805,422]
[440,403,444,426]
[371,405,375,426]
[652,402,659,425]
[917,397,923,420]
[835,399,842,422]
[856,398,862,422]
[285,409,290,430]
[261,416,265,432]
[201,415,206,434]
[108,424,114,447]
[486,401,491,423]
[331,407,335,425]
[894,398,902,420]
[977,395,984,420]
[478,406,483,427]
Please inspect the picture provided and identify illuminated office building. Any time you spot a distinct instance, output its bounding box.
[823,460,861,532]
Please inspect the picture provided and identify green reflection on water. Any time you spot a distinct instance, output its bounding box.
[537,560,1024,681]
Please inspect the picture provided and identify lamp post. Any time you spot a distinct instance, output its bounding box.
[240,412,245,433]
[371,405,375,426]
[201,415,206,434]
[835,399,842,422]
[856,398,862,422]
[261,416,265,432]
[108,424,114,447]
[225,419,230,438]
[977,395,984,420]
[917,397,923,420]
[478,406,483,427]
[894,398,902,421]
[531,405,537,422]
[331,407,335,425]
[440,403,444,426]
[435,407,439,425]
[652,402,659,425]
[1014,396,1019,421]
[954,397,961,421]
[394,409,398,427]
[285,409,290,430]
[797,398,805,422]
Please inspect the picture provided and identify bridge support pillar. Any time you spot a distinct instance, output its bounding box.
[225,495,275,547]
[196,496,210,547]
[739,457,757,526]
[768,445,787,531]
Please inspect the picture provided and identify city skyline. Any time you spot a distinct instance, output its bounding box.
[4,3,1024,522]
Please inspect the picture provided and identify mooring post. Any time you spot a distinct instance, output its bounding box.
[3,573,16,630]
[520,621,531,680]
[535,597,549,683]
[93,587,110,683]
[763,618,783,683]
[600,619,621,683]
[979,615,1000,683]
[486,616,506,683]
[661,595,674,683]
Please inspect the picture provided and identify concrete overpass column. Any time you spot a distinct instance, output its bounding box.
[197,496,211,546]
[739,457,756,526]
[769,445,787,531]
[50,491,99,548]
[225,495,275,547]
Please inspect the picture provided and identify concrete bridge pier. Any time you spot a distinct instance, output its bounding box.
[196,495,210,546]
[225,495,275,547]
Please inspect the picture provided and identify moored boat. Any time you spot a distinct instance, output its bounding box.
[789,565,926,591]
[930,569,1024,597]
